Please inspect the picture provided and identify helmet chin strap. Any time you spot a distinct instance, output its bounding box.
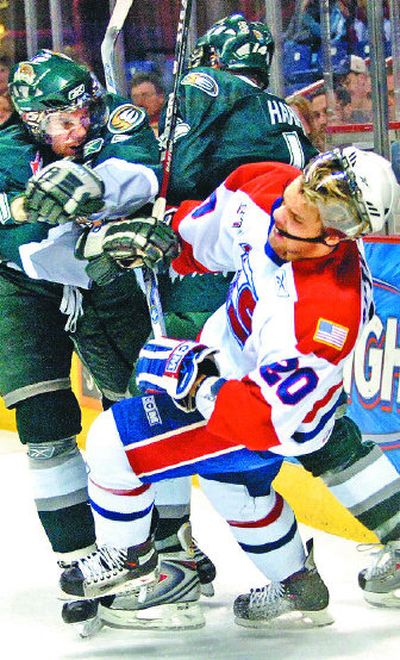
[275,226,332,245]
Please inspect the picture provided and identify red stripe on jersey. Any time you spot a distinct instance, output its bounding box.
[302,381,343,423]
[88,478,151,496]
[293,242,361,364]
[207,378,281,451]
[227,493,284,528]
[125,423,243,476]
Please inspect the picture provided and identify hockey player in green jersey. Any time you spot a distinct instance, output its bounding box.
[166,14,317,204]
[154,14,318,339]
[0,49,159,626]
[5,48,218,635]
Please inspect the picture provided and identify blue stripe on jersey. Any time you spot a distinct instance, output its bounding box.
[293,400,338,443]
[89,499,153,522]
[139,447,282,484]
[238,519,298,554]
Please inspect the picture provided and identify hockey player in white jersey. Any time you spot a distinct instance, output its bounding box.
[59,147,400,627]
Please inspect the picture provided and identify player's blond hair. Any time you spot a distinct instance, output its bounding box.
[301,158,350,208]
[300,150,367,238]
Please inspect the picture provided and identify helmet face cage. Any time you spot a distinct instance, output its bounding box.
[189,14,274,86]
[303,148,375,238]
[10,50,107,144]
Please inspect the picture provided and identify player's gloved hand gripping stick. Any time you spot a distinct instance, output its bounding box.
[100,0,193,337]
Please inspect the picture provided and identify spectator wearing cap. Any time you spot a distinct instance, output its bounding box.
[344,54,372,122]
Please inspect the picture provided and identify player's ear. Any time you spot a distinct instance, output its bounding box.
[323,228,344,247]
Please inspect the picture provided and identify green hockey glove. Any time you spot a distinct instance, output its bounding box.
[75,226,124,286]
[103,217,180,269]
[25,160,105,225]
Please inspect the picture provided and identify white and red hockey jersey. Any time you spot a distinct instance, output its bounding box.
[171,162,374,457]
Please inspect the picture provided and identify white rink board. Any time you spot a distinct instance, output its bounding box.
[1,434,400,660]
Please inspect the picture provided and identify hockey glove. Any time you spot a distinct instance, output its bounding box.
[75,225,124,286]
[136,337,220,412]
[25,160,105,224]
[103,217,180,269]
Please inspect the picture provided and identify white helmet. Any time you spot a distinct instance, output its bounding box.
[304,146,400,238]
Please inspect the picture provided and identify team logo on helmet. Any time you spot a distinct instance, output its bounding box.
[108,104,145,133]
[181,72,219,97]
[15,63,35,84]
[68,83,86,101]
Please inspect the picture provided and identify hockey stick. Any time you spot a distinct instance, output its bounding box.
[144,0,194,337]
[100,0,133,95]
[100,0,167,335]
[153,0,193,220]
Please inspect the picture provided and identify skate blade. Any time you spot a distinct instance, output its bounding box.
[59,568,159,602]
[73,615,105,639]
[235,607,334,630]
[99,601,206,630]
[200,582,215,598]
[363,588,400,608]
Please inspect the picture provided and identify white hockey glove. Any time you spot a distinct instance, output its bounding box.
[25,160,105,225]
[75,224,124,286]
[136,337,220,412]
[103,216,180,269]
[195,376,227,420]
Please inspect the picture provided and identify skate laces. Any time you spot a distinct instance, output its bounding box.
[249,582,285,614]
[358,541,400,579]
[76,546,127,585]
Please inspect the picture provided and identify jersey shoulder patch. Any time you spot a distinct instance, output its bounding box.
[107,104,146,134]
[181,71,219,97]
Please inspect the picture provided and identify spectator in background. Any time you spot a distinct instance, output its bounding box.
[130,72,166,136]
[344,54,372,122]
[286,0,355,55]
[0,55,12,96]
[309,88,329,150]
[334,85,352,124]
[286,94,321,150]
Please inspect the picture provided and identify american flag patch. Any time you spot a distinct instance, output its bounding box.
[313,318,349,350]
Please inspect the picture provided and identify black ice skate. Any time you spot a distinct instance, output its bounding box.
[233,540,334,628]
[59,537,159,600]
[62,522,205,633]
[358,540,400,608]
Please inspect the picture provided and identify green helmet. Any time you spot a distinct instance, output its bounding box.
[9,49,107,143]
[189,14,275,87]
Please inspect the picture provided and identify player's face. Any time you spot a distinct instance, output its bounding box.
[46,108,91,156]
[268,176,332,261]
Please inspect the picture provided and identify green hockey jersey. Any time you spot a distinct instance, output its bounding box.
[166,67,318,204]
